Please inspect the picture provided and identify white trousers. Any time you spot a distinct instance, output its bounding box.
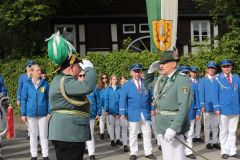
[108,115,120,141]
[186,120,195,155]
[151,116,161,146]
[129,120,152,156]
[159,134,186,160]
[99,108,110,134]
[86,119,95,156]
[219,115,239,156]
[27,116,48,157]
[204,112,219,144]
[194,114,202,138]
[120,118,128,146]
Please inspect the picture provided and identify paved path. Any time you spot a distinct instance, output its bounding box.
[2,116,240,160]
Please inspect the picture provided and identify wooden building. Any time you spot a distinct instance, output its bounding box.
[48,0,224,55]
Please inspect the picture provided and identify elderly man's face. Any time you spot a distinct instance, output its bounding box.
[159,61,177,75]
[130,69,142,80]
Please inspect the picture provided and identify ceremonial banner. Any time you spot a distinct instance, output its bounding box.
[146,0,178,52]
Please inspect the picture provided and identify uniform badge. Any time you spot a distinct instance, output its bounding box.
[40,87,45,93]
[182,87,188,94]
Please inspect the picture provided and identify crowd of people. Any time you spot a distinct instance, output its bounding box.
[0,49,239,160]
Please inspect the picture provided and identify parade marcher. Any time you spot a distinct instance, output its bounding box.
[20,64,50,160]
[98,73,110,139]
[17,60,35,140]
[41,70,47,80]
[47,33,96,160]
[144,51,192,160]
[119,75,129,152]
[199,61,220,149]
[79,71,101,160]
[105,75,124,147]
[0,75,7,148]
[119,64,156,160]
[212,59,240,159]
[190,66,204,143]
[179,66,201,159]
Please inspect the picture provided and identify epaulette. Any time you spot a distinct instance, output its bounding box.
[179,72,186,76]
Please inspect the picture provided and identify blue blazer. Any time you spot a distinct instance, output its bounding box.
[212,73,240,115]
[188,82,200,120]
[199,76,215,112]
[0,75,7,96]
[21,79,50,117]
[104,85,121,115]
[87,87,102,120]
[98,87,107,109]
[119,78,153,122]
[17,74,29,101]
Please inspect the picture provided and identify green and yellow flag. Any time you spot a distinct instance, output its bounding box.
[146,0,178,52]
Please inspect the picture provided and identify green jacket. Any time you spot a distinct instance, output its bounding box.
[144,71,192,135]
[48,67,96,142]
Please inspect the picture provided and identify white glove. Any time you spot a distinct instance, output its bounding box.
[79,59,94,70]
[148,61,160,73]
[164,128,176,143]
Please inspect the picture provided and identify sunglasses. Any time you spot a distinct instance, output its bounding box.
[79,74,85,78]
[222,65,231,68]
[102,77,108,79]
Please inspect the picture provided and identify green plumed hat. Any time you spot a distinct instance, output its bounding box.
[159,50,179,64]
[46,31,76,65]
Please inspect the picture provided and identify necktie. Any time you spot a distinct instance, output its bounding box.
[137,81,141,92]
[227,75,232,85]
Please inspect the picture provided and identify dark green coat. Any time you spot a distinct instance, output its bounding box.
[144,71,192,135]
[48,67,96,142]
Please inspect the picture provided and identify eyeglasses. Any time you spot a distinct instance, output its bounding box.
[79,74,85,78]
[102,77,107,79]
[222,65,231,68]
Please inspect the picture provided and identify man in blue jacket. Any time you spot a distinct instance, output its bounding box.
[0,75,7,149]
[119,64,156,160]
[212,59,240,159]
[199,61,220,150]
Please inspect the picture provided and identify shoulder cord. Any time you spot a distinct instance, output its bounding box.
[60,76,89,107]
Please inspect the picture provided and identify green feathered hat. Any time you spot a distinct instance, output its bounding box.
[46,31,77,65]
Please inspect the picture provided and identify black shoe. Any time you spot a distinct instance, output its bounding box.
[130,155,137,160]
[100,134,104,139]
[206,143,213,149]
[145,154,157,160]
[116,139,123,145]
[186,154,196,159]
[43,157,49,160]
[31,157,37,160]
[229,154,240,159]
[192,138,196,143]
[222,154,228,159]
[212,143,221,149]
[195,138,204,142]
[138,133,142,139]
[108,134,110,138]
[89,155,96,160]
[124,145,129,152]
[158,145,162,150]
[85,149,88,154]
[111,140,116,146]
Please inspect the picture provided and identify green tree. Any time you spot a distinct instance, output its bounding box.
[0,0,58,57]
[195,0,240,29]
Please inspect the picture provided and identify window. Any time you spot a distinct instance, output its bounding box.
[191,21,211,45]
[54,24,76,47]
[123,24,136,34]
[139,23,149,33]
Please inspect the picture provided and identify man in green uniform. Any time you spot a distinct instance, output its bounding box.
[48,55,96,160]
[144,51,192,160]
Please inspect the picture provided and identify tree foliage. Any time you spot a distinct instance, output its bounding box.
[195,0,240,29]
[0,0,58,57]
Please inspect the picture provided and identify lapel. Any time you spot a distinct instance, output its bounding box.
[159,78,174,97]
[220,73,231,87]
[130,78,144,95]
[130,79,140,94]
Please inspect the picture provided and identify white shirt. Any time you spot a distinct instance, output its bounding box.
[224,73,232,82]
[133,78,141,88]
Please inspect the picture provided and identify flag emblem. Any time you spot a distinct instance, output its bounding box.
[152,19,172,51]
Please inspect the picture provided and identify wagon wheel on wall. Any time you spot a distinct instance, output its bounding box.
[126,36,150,52]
